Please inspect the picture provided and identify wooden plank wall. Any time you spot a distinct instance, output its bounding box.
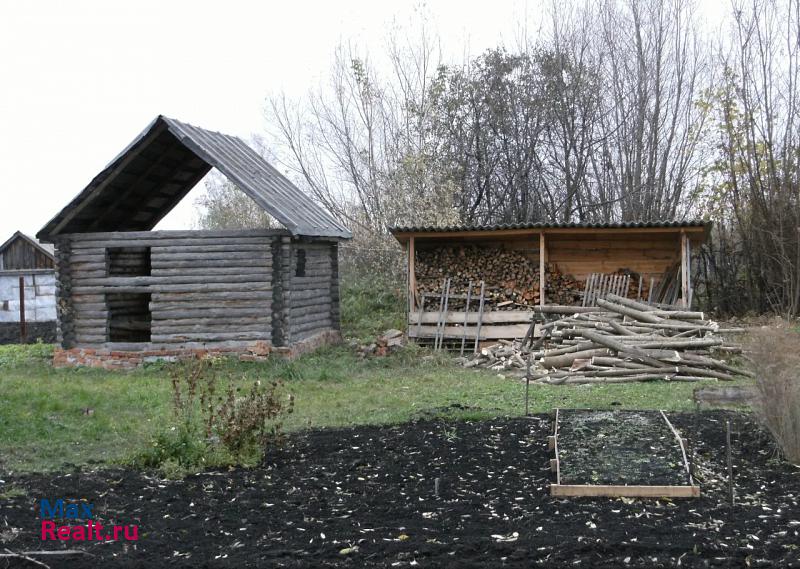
[1,238,54,270]
[546,233,680,282]
[289,242,335,341]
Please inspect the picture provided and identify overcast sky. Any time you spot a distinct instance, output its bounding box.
[0,0,726,240]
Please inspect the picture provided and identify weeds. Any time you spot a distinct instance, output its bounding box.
[340,275,405,340]
[747,327,800,464]
[0,342,54,367]
[138,358,294,471]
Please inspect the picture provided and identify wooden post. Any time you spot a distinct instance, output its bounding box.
[539,232,547,307]
[685,233,692,307]
[680,231,690,308]
[408,236,417,313]
[19,276,27,344]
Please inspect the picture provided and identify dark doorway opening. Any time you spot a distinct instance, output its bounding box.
[107,293,151,342]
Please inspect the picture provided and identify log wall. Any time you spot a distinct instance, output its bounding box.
[289,242,335,341]
[53,229,342,350]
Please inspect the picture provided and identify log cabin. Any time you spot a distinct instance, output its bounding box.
[37,115,351,368]
[390,221,709,343]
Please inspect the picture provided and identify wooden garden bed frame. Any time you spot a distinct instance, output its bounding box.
[549,408,700,498]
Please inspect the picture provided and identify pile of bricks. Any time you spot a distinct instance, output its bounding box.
[52,330,343,369]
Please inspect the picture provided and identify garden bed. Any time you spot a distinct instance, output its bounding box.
[552,409,699,497]
[1,411,798,567]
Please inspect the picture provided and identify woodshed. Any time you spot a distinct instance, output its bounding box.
[390,221,709,343]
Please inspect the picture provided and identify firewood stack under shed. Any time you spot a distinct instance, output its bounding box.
[415,246,580,309]
[415,246,649,309]
[459,294,750,384]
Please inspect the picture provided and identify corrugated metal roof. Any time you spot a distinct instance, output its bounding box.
[390,220,709,234]
[164,117,351,239]
[38,115,351,240]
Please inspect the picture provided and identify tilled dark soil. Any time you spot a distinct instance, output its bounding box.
[558,410,688,486]
[1,410,799,568]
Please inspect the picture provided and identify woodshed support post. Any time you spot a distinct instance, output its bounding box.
[54,237,75,348]
[680,231,690,308]
[539,232,547,307]
[408,236,417,313]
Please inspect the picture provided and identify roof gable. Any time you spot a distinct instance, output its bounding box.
[0,231,55,270]
[37,116,351,240]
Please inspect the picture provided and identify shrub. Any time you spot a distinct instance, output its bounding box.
[139,358,294,469]
[747,326,800,464]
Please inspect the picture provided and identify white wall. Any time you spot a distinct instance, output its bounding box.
[0,271,56,322]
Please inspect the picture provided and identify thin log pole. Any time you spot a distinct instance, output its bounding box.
[525,374,530,416]
[433,280,446,347]
[460,281,473,356]
[727,419,735,507]
[436,279,451,351]
[473,281,486,354]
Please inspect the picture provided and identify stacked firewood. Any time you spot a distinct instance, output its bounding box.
[461,294,750,383]
[415,246,584,310]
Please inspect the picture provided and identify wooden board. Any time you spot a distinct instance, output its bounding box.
[409,310,534,325]
[550,484,700,498]
[408,323,531,340]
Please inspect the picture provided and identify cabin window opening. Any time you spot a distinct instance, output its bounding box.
[107,293,151,342]
[1,300,8,311]
[107,247,151,276]
[296,249,306,277]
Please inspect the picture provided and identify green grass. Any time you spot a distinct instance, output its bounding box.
[0,341,752,473]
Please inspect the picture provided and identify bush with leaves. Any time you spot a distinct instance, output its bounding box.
[139,358,294,469]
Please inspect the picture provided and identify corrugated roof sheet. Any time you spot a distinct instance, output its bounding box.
[38,115,351,240]
[390,220,709,233]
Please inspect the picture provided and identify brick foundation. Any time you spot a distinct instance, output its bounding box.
[52,330,342,370]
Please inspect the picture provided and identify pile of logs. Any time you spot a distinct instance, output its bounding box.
[415,246,583,310]
[460,294,750,384]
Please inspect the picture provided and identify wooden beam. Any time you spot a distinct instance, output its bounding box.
[539,232,547,307]
[391,225,708,244]
[408,236,417,313]
[680,231,690,308]
[550,484,700,498]
[408,323,531,340]
[409,310,535,325]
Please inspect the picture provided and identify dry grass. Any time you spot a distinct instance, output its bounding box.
[746,326,800,464]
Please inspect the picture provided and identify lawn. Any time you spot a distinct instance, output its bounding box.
[0,341,752,473]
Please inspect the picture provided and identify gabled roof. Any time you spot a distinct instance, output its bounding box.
[0,231,55,261]
[37,116,351,241]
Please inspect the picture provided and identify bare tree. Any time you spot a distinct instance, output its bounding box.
[595,0,709,220]
[700,0,800,315]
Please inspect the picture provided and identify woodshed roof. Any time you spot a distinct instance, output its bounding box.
[38,116,352,241]
[390,220,710,243]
